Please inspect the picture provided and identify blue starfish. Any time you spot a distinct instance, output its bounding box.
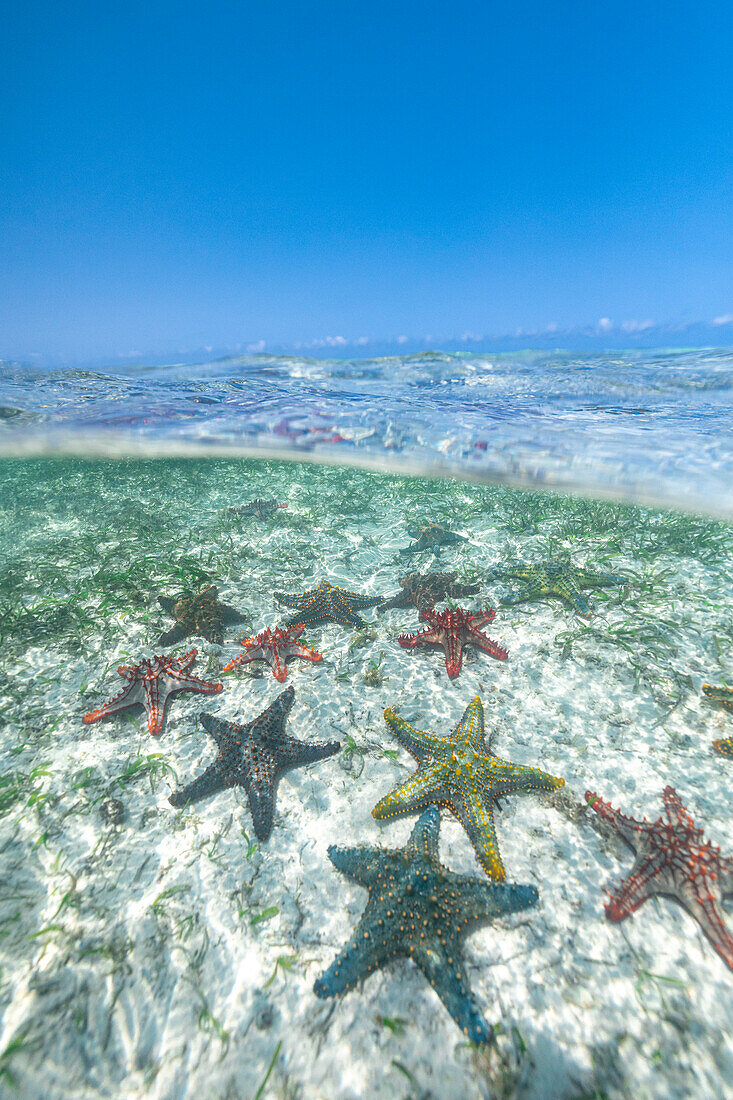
[314,806,538,1042]
[274,579,384,629]
[488,554,625,618]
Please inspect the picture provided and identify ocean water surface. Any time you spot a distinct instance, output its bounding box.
[1,351,732,1099]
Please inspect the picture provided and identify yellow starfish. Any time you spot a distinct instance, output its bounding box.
[372,696,565,880]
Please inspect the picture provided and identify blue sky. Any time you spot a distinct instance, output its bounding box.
[2,1,733,362]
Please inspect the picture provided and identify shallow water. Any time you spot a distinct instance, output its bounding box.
[1,455,732,1099]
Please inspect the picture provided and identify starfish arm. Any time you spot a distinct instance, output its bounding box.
[661,786,698,829]
[169,760,229,808]
[453,696,486,750]
[377,591,408,612]
[334,589,384,609]
[197,617,225,645]
[499,582,547,606]
[200,712,238,749]
[273,590,309,610]
[252,686,296,743]
[372,763,449,820]
[159,624,188,646]
[702,684,733,712]
[158,596,177,613]
[488,758,565,801]
[169,647,197,671]
[470,630,509,661]
[405,806,441,861]
[412,941,491,1044]
[313,910,398,998]
[488,564,533,582]
[677,887,733,970]
[713,737,733,756]
[383,708,446,757]
[141,675,171,737]
[82,679,142,724]
[267,649,288,681]
[244,767,278,840]
[552,578,592,617]
[575,567,626,587]
[397,627,442,648]
[327,844,387,887]
[330,603,368,627]
[452,784,505,880]
[443,879,539,927]
[604,856,666,921]
[277,735,341,769]
[585,790,647,847]
[287,643,323,663]
[221,603,247,624]
[222,651,253,672]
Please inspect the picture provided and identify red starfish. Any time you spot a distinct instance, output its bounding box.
[397,606,508,679]
[83,649,223,737]
[585,787,733,969]
[223,624,323,682]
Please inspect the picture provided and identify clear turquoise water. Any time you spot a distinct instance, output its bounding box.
[1,352,732,1099]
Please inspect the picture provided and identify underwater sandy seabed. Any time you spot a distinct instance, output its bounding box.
[0,456,732,1100]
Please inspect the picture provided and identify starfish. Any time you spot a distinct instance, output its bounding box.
[223,623,323,682]
[158,585,247,646]
[400,523,468,557]
[82,649,223,737]
[274,579,384,629]
[313,806,538,1043]
[585,787,733,969]
[372,696,564,880]
[488,554,625,618]
[397,606,508,679]
[169,687,340,836]
[228,499,287,519]
[702,683,733,757]
[378,571,481,614]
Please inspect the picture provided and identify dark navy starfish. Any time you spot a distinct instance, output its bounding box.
[400,524,468,557]
[314,806,538,1042]
[168,687,340,839]
[274,579,384,628]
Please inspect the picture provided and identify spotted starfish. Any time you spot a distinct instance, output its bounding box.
[585,787,733,969]
[398,606,508,679]
[158,585,247,646]
[400,523,468,557]
[488,554,625,618]
[223,624,323,682]
[274,579,384,629]
[378,571,481,614]
[702,684,733,757]
[169,686,340,838]
[228,499,287,518]
[373,696,565,880]
[314,806,538,1043]
[82,649,223,737]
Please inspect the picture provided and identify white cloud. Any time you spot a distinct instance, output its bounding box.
[354,336,369,346]
[620,319,655,334]
[397,335,408,345]
[544,322,558,333]
[713,313,733,326]
[246,339,266,353]
[597,317,613,332]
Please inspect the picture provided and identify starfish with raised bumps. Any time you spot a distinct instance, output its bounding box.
[488,554,625,618]
[223,624,323,682]
[228,499,287,519]
[585,787,733,969]
[169,686,340,838]
[400,523,468,557]
[83,649,222,737]
[702,683,733,757]
[314,805,538,1043]
[158,585,247,646]
[397,606,508,679]
[274,579,383,629]
[373,696,564,880]
[378,571,481,614]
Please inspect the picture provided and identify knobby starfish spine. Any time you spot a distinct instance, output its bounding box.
[223,624,323,682]
[397,606,508,679]
[82,649,223,737]
[585,787,733,969]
